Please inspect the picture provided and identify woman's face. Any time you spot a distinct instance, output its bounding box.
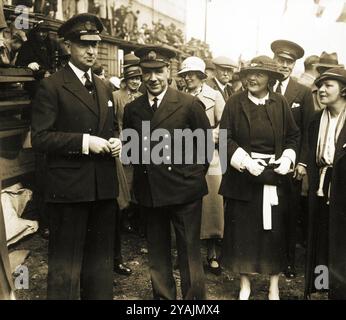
[246,71,269,97]
[182,71,203,91]
[318,80,344,105]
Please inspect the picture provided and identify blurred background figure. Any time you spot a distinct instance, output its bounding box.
[231,71,245,93]
[204,59,216,81]
[299,55,320,88]
[206,56,237,103]
[0,28,26,66]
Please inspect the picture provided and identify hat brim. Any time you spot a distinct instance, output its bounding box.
[316,63,344,74]
[315,74,346,88]
[140,61,169,69]
[276,52,296,61]
[240,67,284,81]
[177,68,207,79]
[214,64,236,69]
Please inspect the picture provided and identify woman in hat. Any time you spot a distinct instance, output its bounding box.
[305,68,346,300]
[178,56,225,275]
[219,55,300,299]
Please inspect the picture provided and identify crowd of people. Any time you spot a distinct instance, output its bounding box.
[0,0,212,60]
[0,9,346,301]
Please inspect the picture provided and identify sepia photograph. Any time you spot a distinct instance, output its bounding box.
[0,0,345,305]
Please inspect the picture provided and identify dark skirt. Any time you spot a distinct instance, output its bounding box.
[221,184,286,275]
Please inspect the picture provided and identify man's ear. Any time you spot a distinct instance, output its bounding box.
[64,40,71,54]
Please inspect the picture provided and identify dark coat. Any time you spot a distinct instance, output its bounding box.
[206,78,234,103]
[284,78,314,165]
[305,111,346,299]
[123,87,212,208]
[219,90,300,201]
[31,65,119,203]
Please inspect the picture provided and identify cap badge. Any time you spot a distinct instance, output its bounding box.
[148,51,157,60]
[85,21,92,31]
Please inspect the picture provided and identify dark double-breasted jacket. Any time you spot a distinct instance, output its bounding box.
[284,78,314,165]
[218,90,300,201]
[122,87,212,208]
[31,65,119,203]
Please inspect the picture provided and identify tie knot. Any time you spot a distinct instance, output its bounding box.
[84,72,91,81]
[153,97,158,102]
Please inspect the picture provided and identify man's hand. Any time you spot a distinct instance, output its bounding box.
[28,62,40,71]
[274,156,292,175]
[109,138,122,157]
[293,164,307,181]
[212,128,219,144]
[89,136,112,154]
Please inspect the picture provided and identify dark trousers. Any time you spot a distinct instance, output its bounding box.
[114,208,122,265]
[47,200,117,300]
[143,199,205,300]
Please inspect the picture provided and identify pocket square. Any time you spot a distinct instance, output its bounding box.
[291,102,301,109]
[343,143,346,149]
[108,100,113,107]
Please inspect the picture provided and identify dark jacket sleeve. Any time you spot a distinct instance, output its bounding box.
[282,95,301,156]
[31,79,83,155]
[299,86,314,165]
[188,96,213,170]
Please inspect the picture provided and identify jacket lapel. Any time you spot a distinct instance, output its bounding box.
[334,121,346,165]
[93,75,109,134]
[151,88,182,130]
[285,78,299,106]
[239,94,251,128]
[62,65,98,116]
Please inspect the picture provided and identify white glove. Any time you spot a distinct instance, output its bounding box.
[274,156,292,175]
[242,156,267,176]
[28,62,40,71]
[109,138,122,158]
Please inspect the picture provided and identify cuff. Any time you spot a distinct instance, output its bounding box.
[282,148,296,167]
[230,147,250,172]
[82,134,90,155]
[298,162,307,167]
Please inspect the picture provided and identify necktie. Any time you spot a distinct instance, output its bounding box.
[84,72,94,94]
[275,81,282,94]
[152,97,158,112]
[223,86,229,100]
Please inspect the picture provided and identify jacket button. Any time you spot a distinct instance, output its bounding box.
[144,147,148,152]
[165,145,169,150]
[88,128,92,133]
[168,166,172,171]
[166,156,170,160]
[143,136,148,141]
[165,134,169,139]
[144,170,147,174]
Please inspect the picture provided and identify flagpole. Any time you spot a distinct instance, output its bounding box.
[204,0,209,43]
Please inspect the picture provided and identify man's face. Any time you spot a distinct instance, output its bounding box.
[215,66,234,85]
[10,39,23,52]
[126,76,141,92]
[274,55,296,80]
[67,40,99,71]
[142,66,169,96]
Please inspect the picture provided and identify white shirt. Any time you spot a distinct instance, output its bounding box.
[248,91,269,105]
[68,61,92,86]
[324,111,342,165]
[68,62,93,155]
[147,88,168,110]
[274,77,290,95]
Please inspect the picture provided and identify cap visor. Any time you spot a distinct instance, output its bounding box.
[140,61,168,69]
[80,34,102,41]
[277,53,295,61]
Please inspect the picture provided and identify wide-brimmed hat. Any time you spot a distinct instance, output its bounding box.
[240,55,284,81]
[178,56,207,79]
[271,39,304,61]
[314,67,346,88]
[315,52,344,74]
[123,53,140,68]
[204,59,216,71]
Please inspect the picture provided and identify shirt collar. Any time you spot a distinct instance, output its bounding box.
[69,62,92,84]
[248,91,269,105]
[147,87,168,107]
[275,77,290,94]
[214,77,226,91]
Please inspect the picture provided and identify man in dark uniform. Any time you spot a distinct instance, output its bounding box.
[271,39,314,279]
[123,46,212,300]
[31,13,121,300]
[206,56,237,103]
